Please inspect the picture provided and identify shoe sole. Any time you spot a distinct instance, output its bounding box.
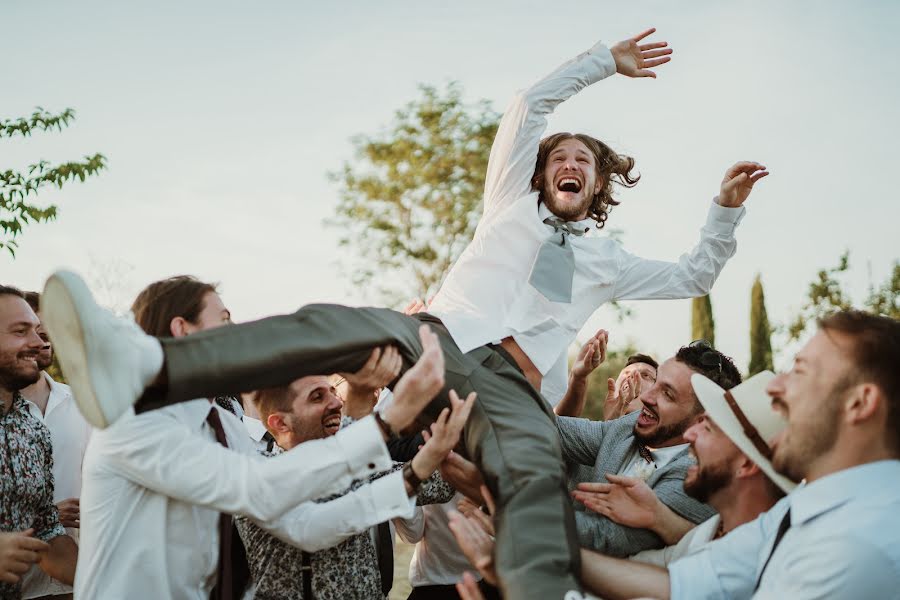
[42,271,109,429]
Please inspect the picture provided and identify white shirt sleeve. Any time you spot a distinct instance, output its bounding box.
[612,201,746,301]
[481,40,617,220]
[252,470,416,552]
[94,410,393,522]
[394,507,426,544]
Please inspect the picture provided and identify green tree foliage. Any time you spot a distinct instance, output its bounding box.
[748,274,774,375]
[1,107,106,256]
[329,83,499,302]
[691,295,715,347]
[787,252,899,341]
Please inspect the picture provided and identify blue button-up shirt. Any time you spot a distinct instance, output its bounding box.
[668,460,900,599]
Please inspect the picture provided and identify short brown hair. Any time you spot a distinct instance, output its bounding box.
[625,353,658,370]
[131,276,218,338]
[255,385,295,432]
[23,291,40,313]
[819,310,900,453]
[531,132,640,229]
[0,285,25,301]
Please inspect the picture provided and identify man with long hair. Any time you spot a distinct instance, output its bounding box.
[43,27,766,599]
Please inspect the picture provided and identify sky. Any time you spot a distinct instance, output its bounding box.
[2,0,898,372]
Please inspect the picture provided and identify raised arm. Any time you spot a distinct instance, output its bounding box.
[555,328,607,417]
[483,29,672,218]
[612,162,768,302]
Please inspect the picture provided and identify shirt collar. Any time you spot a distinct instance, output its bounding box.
[789,460,900,526]
[537,201,595,234]
[243,415,267,442]
[44,372,72,414]
[166,398,217,432]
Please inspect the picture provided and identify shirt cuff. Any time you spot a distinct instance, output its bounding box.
[584,42,617,81]
[368,470,417,520]
[706,198,746,233]
[333,416,393,479]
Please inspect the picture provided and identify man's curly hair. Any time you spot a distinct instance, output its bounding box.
[531,132,640,229]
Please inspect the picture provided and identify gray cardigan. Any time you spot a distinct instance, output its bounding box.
[557,411,716,557]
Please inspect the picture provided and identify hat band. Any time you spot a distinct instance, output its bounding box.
[723,390,773,460]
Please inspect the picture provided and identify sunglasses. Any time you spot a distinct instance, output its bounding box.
[688,339,723,373]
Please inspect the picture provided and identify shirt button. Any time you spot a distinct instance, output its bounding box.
[368,462,376,470]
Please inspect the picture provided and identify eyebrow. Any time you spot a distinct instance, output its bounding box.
[5,320,36,331]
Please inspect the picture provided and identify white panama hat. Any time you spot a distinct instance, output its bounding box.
[690,370,797,494]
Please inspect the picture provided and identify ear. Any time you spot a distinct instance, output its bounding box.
[170,316,189,338]
[594,176,605,195]
[734,455,761,480]
[844,383,883,426]
[266,412,290,436]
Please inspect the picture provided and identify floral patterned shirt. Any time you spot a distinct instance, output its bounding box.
[236,435,454,600]
[0,393,66,599]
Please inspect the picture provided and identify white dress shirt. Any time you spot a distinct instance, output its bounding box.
[629,515,719,568]
[75,400,407,600]
[21,373,92,599]
[396,492,484,587]
[621,443,690,482]
[668,460,900,599]
[242,414,272,453]
[428,40,745,404]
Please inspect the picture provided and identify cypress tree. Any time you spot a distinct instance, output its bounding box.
[749,274,774,375]
[691,295,715,347]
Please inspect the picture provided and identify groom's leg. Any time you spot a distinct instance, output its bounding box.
[454,346,582,599]
[140,304,431,410]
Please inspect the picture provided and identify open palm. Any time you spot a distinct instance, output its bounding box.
[610,28,673,78]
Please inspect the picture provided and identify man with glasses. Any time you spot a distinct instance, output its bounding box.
[557,341,742,557]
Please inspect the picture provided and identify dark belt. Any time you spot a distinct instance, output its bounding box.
[301,551,313,599]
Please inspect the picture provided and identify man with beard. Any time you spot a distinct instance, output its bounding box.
[561,310,900,600]
[0,286,78,598]
[42,27,768,599]
[17,292,91,600]
[572,371,794,566]
[558,341,741,556]
[235,376,471,599]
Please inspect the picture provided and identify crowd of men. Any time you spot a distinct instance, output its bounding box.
[2,25,898,600]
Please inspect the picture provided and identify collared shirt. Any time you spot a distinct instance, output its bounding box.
[75,399,395,600]
[668,460,900,599]
[242,415,271,453]
[622,443,691,482]
[397,492,484,587]
[428,40,745,405]
[21,373,92,599]
[234,426,454,600]
[0,392,66,599]
[630,515,720,568]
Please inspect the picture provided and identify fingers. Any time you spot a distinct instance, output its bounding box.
[480,484,497,516]
[631,27,657,42]
[642,48,672,60]
[606,377,616,396]
[605,473,639,486]
[456,572,486,600]
[576,481,613,493]
[641,56,672,69]
[749,171,770,184]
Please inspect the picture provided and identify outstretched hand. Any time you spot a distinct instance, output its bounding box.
[571,473,661,529]
[571,329,608,380]
[718,162,769,207]
[610,28,672,78]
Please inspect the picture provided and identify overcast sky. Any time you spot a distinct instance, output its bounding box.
[3,0,898,371]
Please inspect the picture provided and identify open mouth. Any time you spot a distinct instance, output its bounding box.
[323,413,342,434]
[556,177,582,193]
[636,405,658,427]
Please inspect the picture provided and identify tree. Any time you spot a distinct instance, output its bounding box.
[329,83,499,303]
[1,107,106,256]
[787,252,899,341]
[748,274,774,375]
[691,295,716,346]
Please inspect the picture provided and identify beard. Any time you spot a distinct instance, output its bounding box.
[634,412,698,448]
[540,183,593,221]
[0,352,41,392]
[37,349,52,371]
[684,459,733,503]
[772,385,844,482]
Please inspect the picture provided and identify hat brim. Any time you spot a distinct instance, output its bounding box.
[691,373,796,494]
